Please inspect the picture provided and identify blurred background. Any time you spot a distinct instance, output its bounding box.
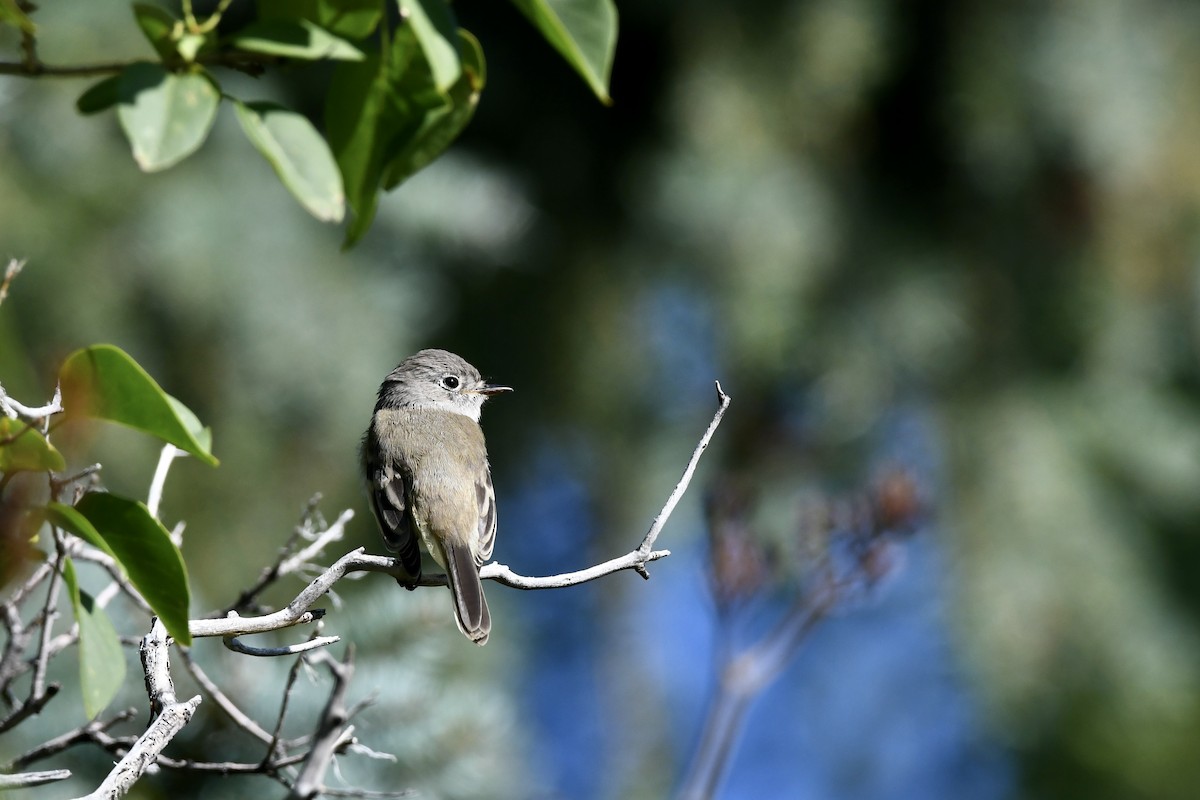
[4,0,1200,798]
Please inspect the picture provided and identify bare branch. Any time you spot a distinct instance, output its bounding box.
[224,501,353,615]
[0,381,62,422]
[0,769,72,789]
[0,686,61,735]
[277,509,354,579]
[76,620,203,800]
[223,634,341,657]
[264,648,310,762]
[0,50,281,78]
[77,695,202,800]
[288,647,356,800]
[638,380,731,561]
[178,649,275,745]
[31,534,66,705]
[7,709,137,771]
[147,445,184,520]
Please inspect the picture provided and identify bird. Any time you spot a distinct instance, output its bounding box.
[361,349,511,645]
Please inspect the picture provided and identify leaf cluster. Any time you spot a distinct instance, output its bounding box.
[5,0,617,247]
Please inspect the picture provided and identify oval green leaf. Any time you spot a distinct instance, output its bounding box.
[0,417,65,472]
[117,63,220,172]
[74,492,192,646]
[234,100,346,222]
[397,0,461,92]
[59,344,218,466]
[76,75,122,116]
[509,0,616,104]
[63,557,127,719]
[229,19,365,61]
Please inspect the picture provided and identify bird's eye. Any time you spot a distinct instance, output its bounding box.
[441,375,460,390]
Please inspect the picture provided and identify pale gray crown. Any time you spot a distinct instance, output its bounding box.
[375,349,508,421]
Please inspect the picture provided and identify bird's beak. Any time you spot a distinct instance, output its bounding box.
[475,383,513,396]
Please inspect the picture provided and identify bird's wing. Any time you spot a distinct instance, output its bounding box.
[475,464,498,565]
[369,456,422,579]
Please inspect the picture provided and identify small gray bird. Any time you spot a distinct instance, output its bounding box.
[361,349,511,645]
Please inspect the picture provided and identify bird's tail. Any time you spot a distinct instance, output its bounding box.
[444,542,491,646]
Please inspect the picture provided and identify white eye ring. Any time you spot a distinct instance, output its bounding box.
[441,375,461,390]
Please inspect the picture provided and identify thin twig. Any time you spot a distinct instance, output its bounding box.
[264,648,308,764]
[224,503,351,615]
[7,709,137,770]
[0,381,62,421]
[223,634,341,658]
[0,50,281,78]
[0,769,72,789]
[178,648,275,745]
[638,381,731,564]
[147,445,183,520]
[31,531,66,699]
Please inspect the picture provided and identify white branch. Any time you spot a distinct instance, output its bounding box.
[0,381,62,421]
[147,445,185,520]
[638,380,731,559]
[76,620,201,800]
[76,695,201,800]
[0,769,71,789]
[223,634,341,657]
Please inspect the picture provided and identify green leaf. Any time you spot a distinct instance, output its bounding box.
[42,502,116,559]
[326,38,415,247]
[0,417,65,472]
[229,19,365,61]
[132,3,180,61]
[63,558,127,719]
[76,75,122,116]
[509,0,617,103]
[396,0,461,92]
[116,63,220,172]
[328,26,480,246]
[380,30,485,190]
[258,0,384,40]
[74,493,192,646]
[0,0,35,35]
[59,344,218,466]
[234,100,346,222]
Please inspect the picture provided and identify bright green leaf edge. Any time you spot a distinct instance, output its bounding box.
[233,99,346,222]
[59,344,218,466]
[510,0,617,104]
[397,0,462,92]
